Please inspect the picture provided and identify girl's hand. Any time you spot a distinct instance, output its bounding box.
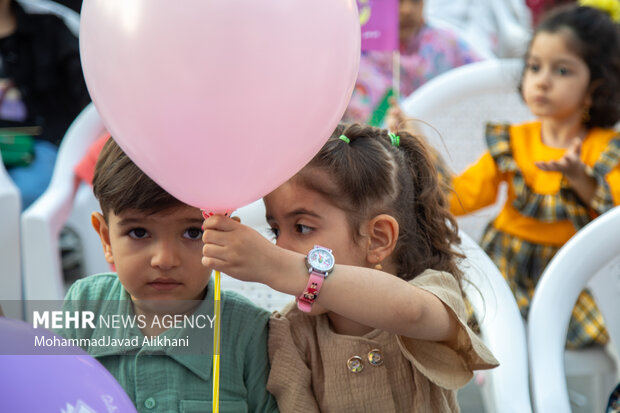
[535,137,598,204]
[201,215,279,285]
[386,97,425,137]
[386,97,406,133]
[535,137,585,180]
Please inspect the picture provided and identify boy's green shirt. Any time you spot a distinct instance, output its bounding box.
[57,273,279,413]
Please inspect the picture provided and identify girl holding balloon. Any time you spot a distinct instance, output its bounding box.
[202,123,498,412]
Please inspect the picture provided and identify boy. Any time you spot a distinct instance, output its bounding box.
[57,138,278,412]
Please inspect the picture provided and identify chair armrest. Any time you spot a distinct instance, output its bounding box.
[0,159,23,319]
[17,0,80,36]
[21,103,105,303]
[459,230,532,413]
[21,176,77,301]
[528,206,620,412]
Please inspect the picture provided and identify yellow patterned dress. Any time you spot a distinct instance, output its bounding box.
[450,121,620,348]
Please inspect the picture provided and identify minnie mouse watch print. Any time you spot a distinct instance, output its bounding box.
[297,245,335,312]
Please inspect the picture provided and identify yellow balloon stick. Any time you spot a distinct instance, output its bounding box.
[212,270,221,413]
[202,209,231,413]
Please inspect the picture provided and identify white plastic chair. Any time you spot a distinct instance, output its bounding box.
[528,206,620,413]
[17,0,80,37]
[490,0,532,58]
[458,230,532,413]
[0,150,23,320]
[21,103,108,303]
[401,58,534,242]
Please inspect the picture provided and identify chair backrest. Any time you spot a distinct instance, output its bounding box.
[400,58,534,241]
[21,103,107,304]
[528,206,620,412]
[17,0,80,37]
[0,151,23,319]
[457,230,532,413]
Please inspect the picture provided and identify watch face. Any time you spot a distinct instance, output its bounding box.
[308,246,335,273]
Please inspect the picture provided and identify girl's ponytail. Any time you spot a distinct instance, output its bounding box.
[391,130,463,282]
[299,123,463,284]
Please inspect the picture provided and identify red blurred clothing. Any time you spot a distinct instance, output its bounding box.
[527,0,577,26]
[74,133,109,185]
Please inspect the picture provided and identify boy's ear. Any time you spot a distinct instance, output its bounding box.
[91,212,115,265]
[365,214,399,266]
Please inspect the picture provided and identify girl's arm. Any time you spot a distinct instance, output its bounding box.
[450,151,504,216]
[562,171,597,205]
[298,257,460,342]
[202,216,459,343]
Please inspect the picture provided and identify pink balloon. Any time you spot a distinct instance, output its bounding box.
[80,0,360,212]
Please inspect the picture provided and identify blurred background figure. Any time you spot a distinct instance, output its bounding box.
[425,0,533,58]
[526,0,577,26]
[609,382,620,413]
[0,0,89,209]
[54,0,81,13]
[343,0,484,125]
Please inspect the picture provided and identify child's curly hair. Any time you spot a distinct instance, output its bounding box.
[521,5,620,128]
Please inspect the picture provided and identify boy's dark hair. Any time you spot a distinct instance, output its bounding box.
[296,123,463,284]
[93,138,185,220]
[520,5,620,128]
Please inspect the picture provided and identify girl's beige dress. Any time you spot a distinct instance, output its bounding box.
[267,269,499,413]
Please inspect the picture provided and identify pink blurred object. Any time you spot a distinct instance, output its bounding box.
[357,0,398,51]
[80,0,360,212]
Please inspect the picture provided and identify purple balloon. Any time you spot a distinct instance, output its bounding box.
[0,317,137,412]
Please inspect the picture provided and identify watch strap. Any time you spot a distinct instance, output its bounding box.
[296,270,326,312]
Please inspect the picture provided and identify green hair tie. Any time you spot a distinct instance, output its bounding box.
[389,132,400,147]
[339,135,350,144]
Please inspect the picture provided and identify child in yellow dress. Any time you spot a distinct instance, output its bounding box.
[449,3,620,348]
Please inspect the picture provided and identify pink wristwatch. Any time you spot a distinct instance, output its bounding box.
[297,245,335,312]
